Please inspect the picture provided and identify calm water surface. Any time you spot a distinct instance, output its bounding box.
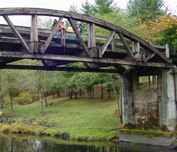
[0,134,175,152]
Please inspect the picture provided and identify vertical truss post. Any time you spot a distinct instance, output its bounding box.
[88,23,97,57]
[111,38,115,52]
[134,42,142,61]
[30,15,39,53]
[132,42,135,54]
[88,23,96,48]
[135,42,140,53]
[165,44,170,58]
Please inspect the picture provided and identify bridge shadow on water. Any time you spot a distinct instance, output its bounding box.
[0,134,175,152]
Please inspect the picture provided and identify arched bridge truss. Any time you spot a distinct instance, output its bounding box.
[0,8,172,74]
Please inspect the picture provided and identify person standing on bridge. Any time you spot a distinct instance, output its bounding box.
[52,19,57,27]
[58,21,66,46]
[77,22,83,35]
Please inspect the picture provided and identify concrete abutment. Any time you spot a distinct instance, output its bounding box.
[121,69,177,131]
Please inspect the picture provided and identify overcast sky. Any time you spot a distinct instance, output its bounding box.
[0,0,176,15]
[0,0,175,26]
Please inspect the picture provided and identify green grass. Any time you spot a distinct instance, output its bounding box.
[0,97,120,140]
[119,128,175,138]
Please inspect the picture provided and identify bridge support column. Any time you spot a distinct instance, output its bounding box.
[121,74,136,126]
[159,69,177,131]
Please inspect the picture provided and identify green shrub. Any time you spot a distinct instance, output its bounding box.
[14,92,36,105]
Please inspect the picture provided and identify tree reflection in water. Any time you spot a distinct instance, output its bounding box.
[0,136,175,152]
[0,136,119,152]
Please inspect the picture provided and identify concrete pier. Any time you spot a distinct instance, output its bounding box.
[159,69,177,131]
[121,69,177,131]
[121,75,135,125]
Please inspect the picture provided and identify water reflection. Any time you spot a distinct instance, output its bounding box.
[0,136,118,152]
[0,135,175,152]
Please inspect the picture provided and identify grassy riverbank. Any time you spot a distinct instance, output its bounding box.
[0,97,120,141]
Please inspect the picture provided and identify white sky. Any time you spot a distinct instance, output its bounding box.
[0,0,176,26]
[0,0,176,14]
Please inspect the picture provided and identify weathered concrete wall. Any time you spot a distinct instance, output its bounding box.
[121,76,135,125]
[121,70,177,130]
[159,70,177,131]
[121,74,159,128]
[134,83,159,128]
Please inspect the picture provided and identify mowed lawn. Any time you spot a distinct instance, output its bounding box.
[3,97,120,140]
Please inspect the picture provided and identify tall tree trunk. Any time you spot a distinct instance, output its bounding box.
[10,96,14,112]
[44,96,48,107]
[110,75,122,123]
[87,90,90,98]
[92,86,94,99]
[52,93,55,99]
[41,89,48,107]
[148,76,151,88]
[57,92,61,97]
[100,84,104,99]
[79,87,82,97]
[74,91,78,99]
[39,91,44,113]
[0,74,3,109]
[0,90,3,109]
[89,88,92,99]
[69,88,73,99]
[107,87,111,99]
[31,90,35,102]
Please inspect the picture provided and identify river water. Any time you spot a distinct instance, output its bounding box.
[0,134,175,152]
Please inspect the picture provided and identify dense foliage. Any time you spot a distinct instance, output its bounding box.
[137,15,177,51]
[128,0,165,21]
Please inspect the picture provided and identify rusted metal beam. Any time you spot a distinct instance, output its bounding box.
[0,51,170,68]
[3,15,30,52]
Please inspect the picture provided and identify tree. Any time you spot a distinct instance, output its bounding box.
[79,73,101,99]
[81,0,96,15]
[66,72,83,99]
[5,70,21,112]
[47,71,67,98]
[139,15,177,51]
[95,0,114,14]
[108,74,122,122]
[128,0,166,21]
[35,70,49,113]
[69,4,79,13]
